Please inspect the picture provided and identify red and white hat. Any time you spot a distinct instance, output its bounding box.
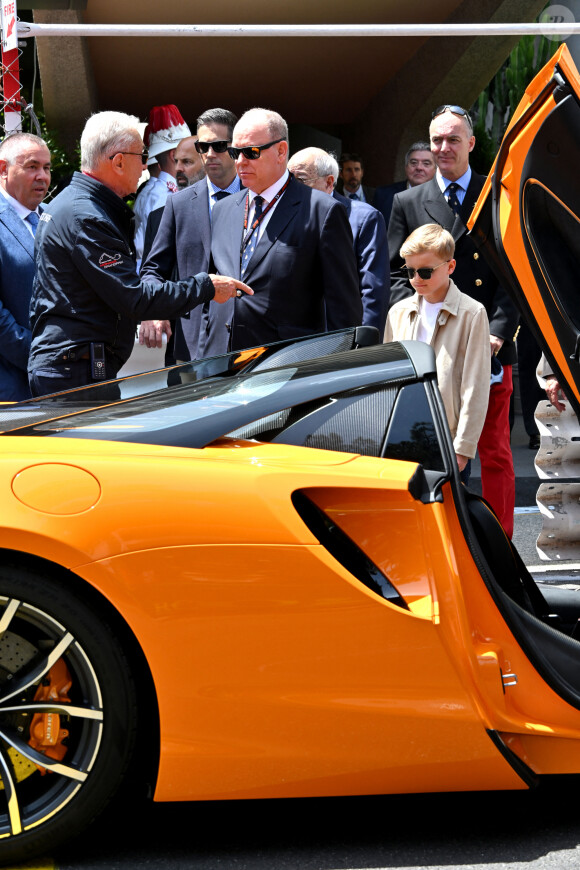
[146,104,191,160]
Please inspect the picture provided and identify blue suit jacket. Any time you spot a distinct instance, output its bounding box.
[0,197,35,400]
[140,178,212,360]
[333,192,389,334]
[208,174,361,355]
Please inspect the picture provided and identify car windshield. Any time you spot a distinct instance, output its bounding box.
[3,344,415,449]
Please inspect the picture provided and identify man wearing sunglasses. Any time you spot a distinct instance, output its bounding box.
[28,111,252,396]
[208,108,361,353]
[140,108,242,361]
[386,104,519,539]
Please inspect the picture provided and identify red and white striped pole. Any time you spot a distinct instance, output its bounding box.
[1,0,21,134]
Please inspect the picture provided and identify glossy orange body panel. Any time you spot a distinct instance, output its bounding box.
[2,429,580,800]
[0,435,551,797]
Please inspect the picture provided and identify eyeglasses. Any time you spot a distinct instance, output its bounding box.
[227,138,286,160]
[431,105,473,130]
[108,150,149,166]
[194,140,231,154]
[402,260,450,280]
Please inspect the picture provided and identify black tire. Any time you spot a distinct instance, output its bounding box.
[0,564,138,864]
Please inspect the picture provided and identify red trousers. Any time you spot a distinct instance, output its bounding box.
[477,364,515,538]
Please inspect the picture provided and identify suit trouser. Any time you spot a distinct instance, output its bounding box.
[478,363,515,539]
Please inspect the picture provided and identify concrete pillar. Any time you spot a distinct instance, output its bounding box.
[33,8,97,157]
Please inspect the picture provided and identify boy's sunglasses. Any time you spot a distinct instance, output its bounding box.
[431,105,473,130]
[227,138,285,160]
[194,140,231,154]
[402,260,450,280]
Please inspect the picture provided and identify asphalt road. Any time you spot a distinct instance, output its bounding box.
[52,780,580,869]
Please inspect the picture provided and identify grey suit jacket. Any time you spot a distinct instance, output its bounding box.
[140,178,212,360]
[387,174,519,365]
[0,197,35,399]
[208,174,361,354]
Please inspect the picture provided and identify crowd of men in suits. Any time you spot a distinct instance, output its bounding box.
[0,101,530,537]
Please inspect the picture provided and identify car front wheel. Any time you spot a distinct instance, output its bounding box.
[0,564,138,864]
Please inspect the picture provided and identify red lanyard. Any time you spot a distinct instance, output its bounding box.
[240,176,291,256]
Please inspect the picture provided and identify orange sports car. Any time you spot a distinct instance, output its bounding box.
[2,46,580,865]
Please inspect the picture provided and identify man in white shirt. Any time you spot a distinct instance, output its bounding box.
[134,104,191,268]
[0,132,51,399]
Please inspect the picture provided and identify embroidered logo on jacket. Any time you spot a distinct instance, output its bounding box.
[99,252,123,269]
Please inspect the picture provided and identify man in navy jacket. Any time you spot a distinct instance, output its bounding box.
[28,111,251,396]
[209,109,361,354]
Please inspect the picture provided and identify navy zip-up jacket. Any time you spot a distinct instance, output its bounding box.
[29,172,215,374]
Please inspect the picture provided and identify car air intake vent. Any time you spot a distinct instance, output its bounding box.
[291,490,409,610]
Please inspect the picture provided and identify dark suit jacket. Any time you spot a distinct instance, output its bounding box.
[373,180,407,229]
[140,178,212,361]
[387,174,519,365]
[209,174,361,353]
[0,198,35,400]
[142,206,168,270]
[333,192,389,334]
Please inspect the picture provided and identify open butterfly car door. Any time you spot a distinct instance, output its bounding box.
[463,42,580,776]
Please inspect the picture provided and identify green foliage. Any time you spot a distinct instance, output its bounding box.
[471,30,556,173]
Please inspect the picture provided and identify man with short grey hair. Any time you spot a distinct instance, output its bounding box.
[28,111,251,396]
[288,146,389,333]
[0,132,51,399]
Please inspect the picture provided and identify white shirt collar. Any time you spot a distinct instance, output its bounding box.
[0,185,39,222]
[248,169,290,205]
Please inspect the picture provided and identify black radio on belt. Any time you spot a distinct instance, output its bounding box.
[90,342,107,380]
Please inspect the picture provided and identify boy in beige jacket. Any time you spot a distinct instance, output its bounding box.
[385,224,490,483]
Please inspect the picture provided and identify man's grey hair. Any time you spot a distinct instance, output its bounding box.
[80,111,141,172]
[196,108,238,139]
[236,108,288,142]
[312,149,339,184]
[405,141,433,164]
[290,147,339,184]
[0,132,49,164]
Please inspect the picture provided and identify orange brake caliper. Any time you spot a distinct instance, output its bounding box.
[29,658,72,773]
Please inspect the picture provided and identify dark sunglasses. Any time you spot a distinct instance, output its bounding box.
[194,140,231,154]
[108,149,149,166]
[402,260,450,280]
[227,138,285,160]
[431,105,473,130]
